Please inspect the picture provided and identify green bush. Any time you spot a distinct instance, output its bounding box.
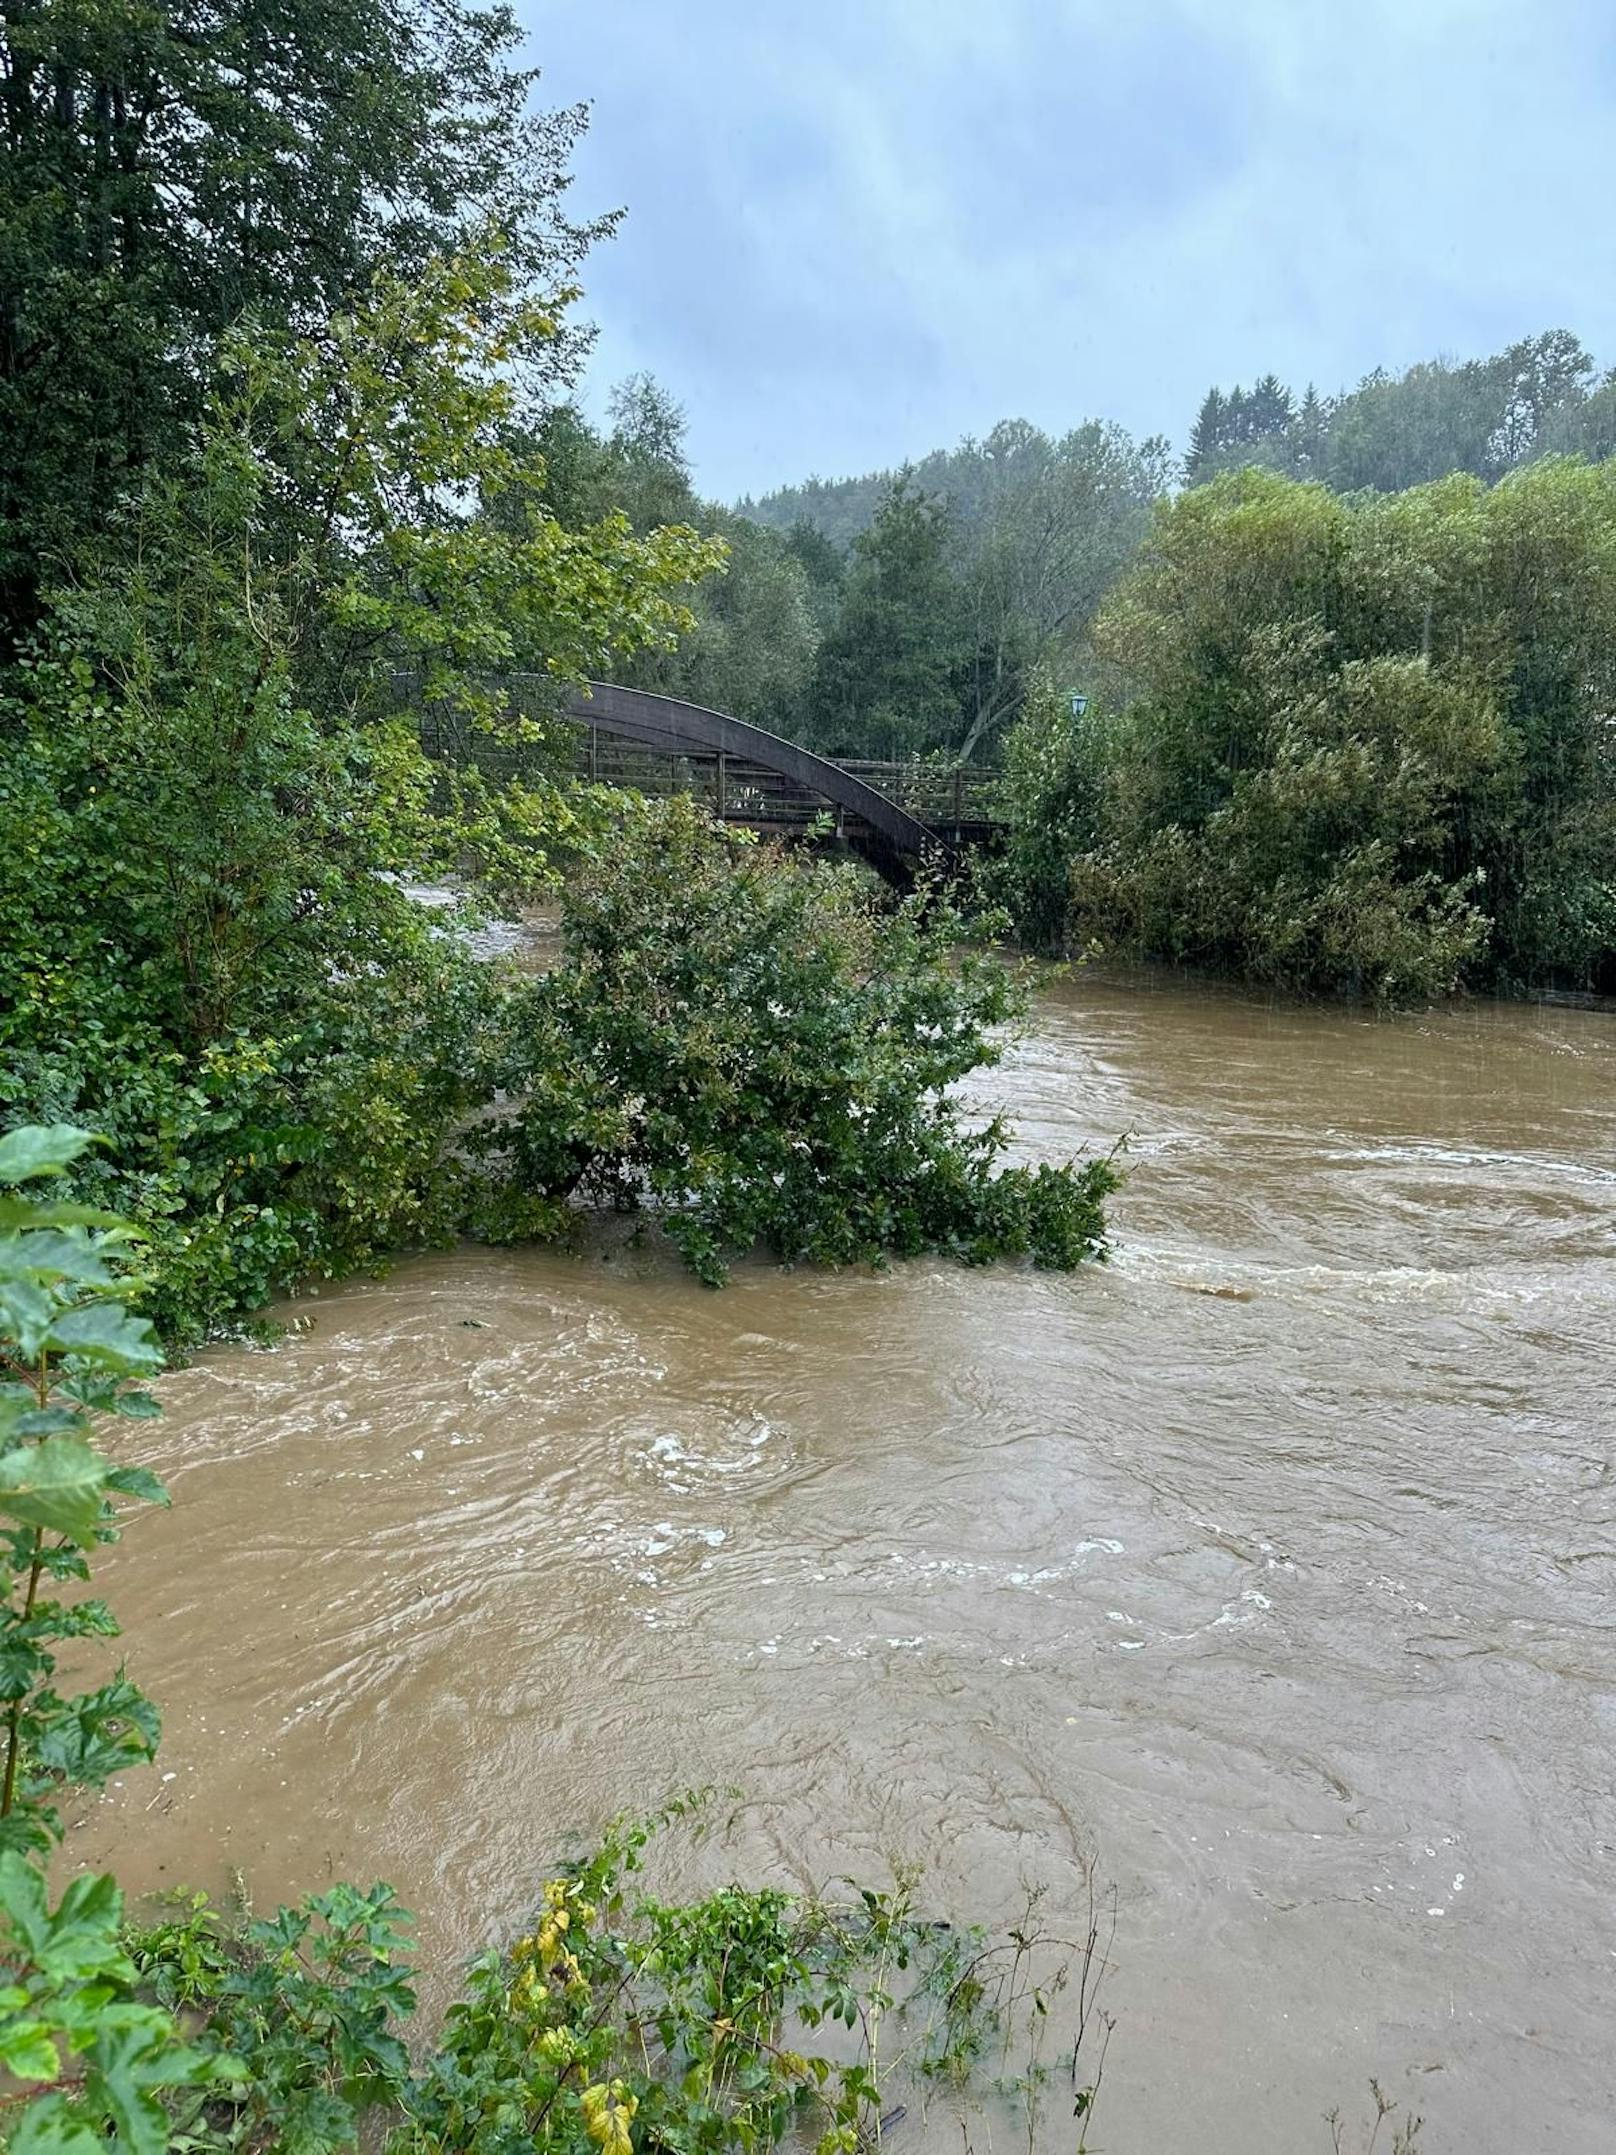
[1002,461,1616,1000]
[995,675,1109,954]
[126,1800,1102,2155]
[482,799,1118,1284]
[0,1126,234,2151]
[0,738,511,1343]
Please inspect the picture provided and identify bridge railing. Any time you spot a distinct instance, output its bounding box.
[578,736,830,826]
[574,741,1002,830]
[835,760,1002,825]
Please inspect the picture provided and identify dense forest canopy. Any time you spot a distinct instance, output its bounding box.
[684,323,1616,794]
[527,395,1169,760]
[1181,330,1614,491]
[428,317,1616,788]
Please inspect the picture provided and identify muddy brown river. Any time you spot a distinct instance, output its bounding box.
[73,971,1615,2151]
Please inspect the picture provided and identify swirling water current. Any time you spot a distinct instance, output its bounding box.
[73,970,1616,2151]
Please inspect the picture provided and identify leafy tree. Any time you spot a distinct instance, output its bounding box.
[956,420,1164,760]
[599,373,695,532]
[1540,370,1616,462]
[1072,622,1501,1000]
[1486,329,1596,470]
[497,383,822,731]
[0,0,608,643]
[744,420,1167,758]
[782,516,847,633]
[1324,359,1504,493]
[1004,462,1616,999]
[739,471,884,552]
[746,416,1167,558]
[0,252,718,1342]
[1183,331,1602,496]
[996,675,1110,952]
[629,507,820,730]
[479,797,1118,1285]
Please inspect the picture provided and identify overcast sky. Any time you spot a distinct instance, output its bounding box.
[527,0,1616,501]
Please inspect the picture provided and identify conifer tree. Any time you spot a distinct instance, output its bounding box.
[1185,387,1229,483]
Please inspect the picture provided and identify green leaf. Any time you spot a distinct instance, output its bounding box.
[0,1233,114,1288]
[0,1129,97,1186]
[0,1396,40,1448]
[4,2094,106,2155]
[0,2020,62,2082]
[0,1635,50,1703]
[0,1277,55,1360]
[46,1305,163,1376]
[83,2007,211,2155]
[0,1809,55,1858]
[111,1391,162,1421]
[103,1465,168,1507]
[0,1200,127,1235]
[9,1409,86,1440]
[34,1677,160,1786]
[0,1857,129,1986]
[0,1439,111,1545]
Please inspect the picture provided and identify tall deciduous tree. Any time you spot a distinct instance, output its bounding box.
[956,419,1165,760]
[1186,329,1602,498]
[0,0,606,638]
[0,247,720,1338]
[498,380,822,729]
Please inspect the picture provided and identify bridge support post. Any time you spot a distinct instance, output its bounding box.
[716,750,727,819]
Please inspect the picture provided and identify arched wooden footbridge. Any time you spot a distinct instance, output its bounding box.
[568,682,1004,878]
[409,674,1002,883]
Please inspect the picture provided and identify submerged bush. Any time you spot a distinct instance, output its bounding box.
[129,1800,1104,2155]
[996,675,1110,955]
[480,798,1118,1284]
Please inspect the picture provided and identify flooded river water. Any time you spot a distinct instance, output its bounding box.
[75,971,1615,2151]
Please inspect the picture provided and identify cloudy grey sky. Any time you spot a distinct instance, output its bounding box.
[527,1,1616,501]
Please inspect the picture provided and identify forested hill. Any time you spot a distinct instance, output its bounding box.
[739,420,1170,549]
[741,325,1614,542]
[587,400,1172,762]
